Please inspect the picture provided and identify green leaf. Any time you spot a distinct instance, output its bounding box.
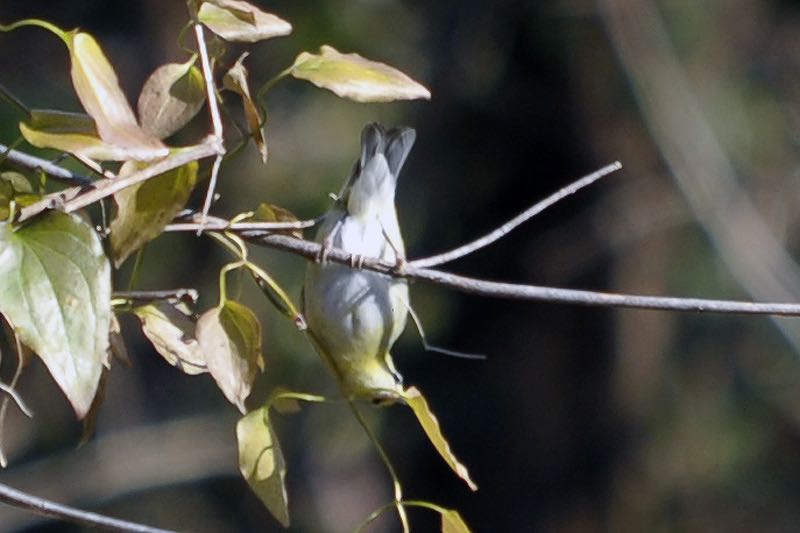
[197,300,263,413]
[137,59,206,139]
[133,302,206,375]
[441,509,471,533]
[109,159,199,267]
[66,31,167,161]
[237,406,289,527]
[0,172,33,194]
[198,0,292,43]
[403,387,478,491]
[291,45,431,103]
[0,172,33,221]
[223,52,267,163]
[0,213,111,418]
[19,110,144,162]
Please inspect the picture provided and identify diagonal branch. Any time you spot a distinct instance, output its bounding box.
[194,23,225,231]
[16,139,222,223]
[162,221,800,317]
[0,482,176,533]
[411,161,622,268]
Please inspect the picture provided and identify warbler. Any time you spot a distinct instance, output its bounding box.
[304,123,415,402]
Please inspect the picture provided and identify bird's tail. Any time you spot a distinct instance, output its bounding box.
[359,122,416,178]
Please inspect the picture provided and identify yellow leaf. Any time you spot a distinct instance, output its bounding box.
[20,109,159,162]
[441,509,471,533]
[252,202,303,239]
[237,406,290,527]
[199,0,292,43]
[66,31,167,161]
[403,386,478,491]
[137,59,206,139]
[223,52,267,163]
[291,45,431,103]
[133,302,207,375]
[110,159,199,266]
[197,300,263,413]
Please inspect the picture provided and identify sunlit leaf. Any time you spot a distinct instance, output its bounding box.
[133,302,206,375]
[223,52,267,162]
[237,406,289,526]
[253,203,303,239]
[19,110,141,162]
[198,0,292,43]
[66,31,167,161]
[403,387,478,491]
[441,509,471,533]
[197,300,263,412]
[138,59,206,139]
[109,159,199,267]
[291,45,431,103]
[0,213,111,418]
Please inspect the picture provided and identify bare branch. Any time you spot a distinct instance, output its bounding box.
[1,412,235,531]
[0,482,176,533]
[17,139,221,223]
[411,162,622,268]
[0,143,92,186]
[194,24,222,139]
[112,289,199,305]
[166,222,800,317]
[165,212,316,232]
[194,23,225,231]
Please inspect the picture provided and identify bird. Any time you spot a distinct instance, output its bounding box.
[303,123,415,403]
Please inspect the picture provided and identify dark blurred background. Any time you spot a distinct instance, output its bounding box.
[4,0,800,531]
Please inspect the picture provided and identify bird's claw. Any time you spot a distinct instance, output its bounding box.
[393,255,407,274]
[316,236,333,264]
[349,253,366,269]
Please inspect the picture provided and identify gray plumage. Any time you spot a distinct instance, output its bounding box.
[304,123,415,401]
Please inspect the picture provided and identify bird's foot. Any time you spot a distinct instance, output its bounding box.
[349,253,366,269]
[315,235,333,264]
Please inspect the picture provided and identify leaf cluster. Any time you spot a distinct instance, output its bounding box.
[0,2,471,531]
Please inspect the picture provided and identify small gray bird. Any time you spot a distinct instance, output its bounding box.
[304,123,415,402]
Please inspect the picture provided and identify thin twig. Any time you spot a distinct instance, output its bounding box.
[404,300,485,360]
[112,289,199,305]
[17,140,220,223]
[0,412,235,531]
[165,213,316,232]
[411,161,622,268]
[0,332,27,468]
[0,482,176,533]
[0,143,92,186]
[194,23,225,232]
[347,401,409,533]
[194,25,222,138]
